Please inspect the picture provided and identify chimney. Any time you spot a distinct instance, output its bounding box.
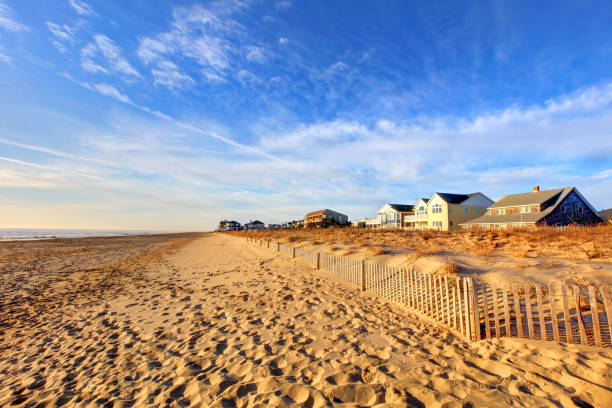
[533,186,540,192]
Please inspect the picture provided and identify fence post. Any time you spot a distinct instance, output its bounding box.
[316,253,320,270]
[360,260,366,291]
[277,242,280,252]
[292,247,296,258]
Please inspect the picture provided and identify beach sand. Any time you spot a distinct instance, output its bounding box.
[1,233,610,407]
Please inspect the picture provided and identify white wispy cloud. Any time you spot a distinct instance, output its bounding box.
[60,71,277,160]
[92,83,131,103]
[52,41,68,54]
[45,21,74,42]
[244,45,266,63]
[237,70,262,87]
[80,34,140,78]
[279,37,289,45]
[137,4,271,87]
[151,59,194,89]
[68,0,95,16]
[0,2,27,32]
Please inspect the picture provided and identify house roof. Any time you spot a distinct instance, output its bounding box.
[435,193,470,204]
[489,187,566,208]
[305,209,328,217]
[248,220,264,225]
[462,186,604,225]
[388,204,414,212]
[601,208,612,222]
[305,209,347,218]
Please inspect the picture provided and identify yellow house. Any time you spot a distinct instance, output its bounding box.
[427,192,494,230]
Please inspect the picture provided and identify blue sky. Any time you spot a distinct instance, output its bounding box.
[1,0,611,230]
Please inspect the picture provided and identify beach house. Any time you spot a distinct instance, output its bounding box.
[304,209,349,227]
[244,220,266,230]
[461,186,605,229]
[426,192,494,230]
[375,204,414,229]
[218,220,241,231]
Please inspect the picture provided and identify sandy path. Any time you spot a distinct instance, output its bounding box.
[1,233,611,407]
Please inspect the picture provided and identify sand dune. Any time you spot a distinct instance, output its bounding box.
[1,233,610,407]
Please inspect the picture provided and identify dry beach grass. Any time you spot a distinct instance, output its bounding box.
[1,233,611,407]
[232,225,612,290]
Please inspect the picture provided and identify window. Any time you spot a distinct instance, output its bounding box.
[450,221,454,226]
[476,208,480,215]
[432,204,443,214]
[449,207,453,213]
[561,206,566,214]
[578,206,583,214]
[498,208,506,215]
[464,208,469,214]
[520,206,530,213]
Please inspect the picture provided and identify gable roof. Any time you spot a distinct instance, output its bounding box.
[306,209,328,217]
[462,187,604,225]
[435,193,470,204]
[489,187,566,208]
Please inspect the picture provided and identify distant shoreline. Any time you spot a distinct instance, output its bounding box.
[0,228,204,242]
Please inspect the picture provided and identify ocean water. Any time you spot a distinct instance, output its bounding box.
[0,228,159,241]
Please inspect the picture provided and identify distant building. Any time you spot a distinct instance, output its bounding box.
[601,208,612,224]
[304,209,349,227]
[218,220,241,231]
[244,220,266,230]
[461,186,605,229]
[365,218,380,229]
[352,218,369,228]
[426,192,494,230]
[267,224,281,230]
[375,203,414,229]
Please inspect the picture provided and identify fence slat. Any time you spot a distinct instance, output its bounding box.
[548,284,560,342]
[503,285,511,337]
[588,286,603,347]
[463,278,471,339]
[492,284,500,338]
[513,285,524,338]
[574,286,588,345]
[535,284,546,341]
[525,283,535,340]
[601,290,612,346]
[561,285,573,343]
[481,282,491,339]
[444,276,450,327]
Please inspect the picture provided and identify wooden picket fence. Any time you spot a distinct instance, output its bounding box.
[238,236,611,347]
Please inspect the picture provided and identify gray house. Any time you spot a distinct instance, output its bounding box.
[461,186,604,229]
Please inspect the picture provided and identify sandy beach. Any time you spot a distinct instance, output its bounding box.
[1,232,611,407]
